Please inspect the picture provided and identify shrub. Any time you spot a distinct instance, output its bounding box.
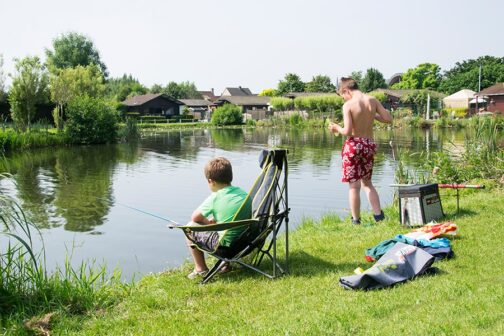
[270,97,294,111]
[288,113,303,126]
[368,91,387,103]
[119,117,139,142]
[65,96,119,144]
[442,107,468,118]
[211,104,243,126]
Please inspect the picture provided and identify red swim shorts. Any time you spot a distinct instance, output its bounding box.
[341,136,377,183]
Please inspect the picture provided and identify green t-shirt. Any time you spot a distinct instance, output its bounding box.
[198,185,252,247]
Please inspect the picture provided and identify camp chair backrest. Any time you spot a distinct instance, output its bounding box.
[251,162,278,218]
[232,150,285,222]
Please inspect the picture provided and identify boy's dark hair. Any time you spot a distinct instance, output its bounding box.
[205,157,233,184]
[339,77,359,92]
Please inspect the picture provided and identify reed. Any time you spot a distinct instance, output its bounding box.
[0,182,130,330]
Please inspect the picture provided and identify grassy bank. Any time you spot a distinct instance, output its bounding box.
[0,129,67,152]
[45,182,504,335]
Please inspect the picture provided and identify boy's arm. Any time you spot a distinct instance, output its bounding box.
[374,98,392,123]
[191,209,216,225]
[331,103,353,136]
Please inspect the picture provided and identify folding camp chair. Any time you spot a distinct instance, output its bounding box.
[169,149,289,284]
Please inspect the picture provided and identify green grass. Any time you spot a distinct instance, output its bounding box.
[0,128,67,152]
[49,183,504,335]
[0,192,130,335]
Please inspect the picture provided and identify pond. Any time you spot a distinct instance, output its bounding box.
[0,127,468,279]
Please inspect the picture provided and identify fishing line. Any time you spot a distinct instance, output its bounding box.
[98,197,180,225]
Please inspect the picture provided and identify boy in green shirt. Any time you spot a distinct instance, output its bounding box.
[186,157,252,279]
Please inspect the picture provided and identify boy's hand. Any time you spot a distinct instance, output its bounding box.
[328,122,340,135]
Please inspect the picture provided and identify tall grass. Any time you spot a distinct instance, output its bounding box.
[395,116,504,184]
[0,129,66,152]
[0,182,130,332]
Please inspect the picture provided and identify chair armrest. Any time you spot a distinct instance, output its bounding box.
[168,219,259,232]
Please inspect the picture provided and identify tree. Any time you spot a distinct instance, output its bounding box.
[150,84,163,94]
[392,63,441,90]
[305,75,335,93]
[50,64,105,131]
[105,74,147,101]
[8,56,49,131]
[0,54,6,102]
[163,81,201,99]
[439,56,504,94]
[349,71,363,89]
[277,73,305,95]
[361,68,387,92]
[45,32,108,76]
[400,90,441,116]
[258,88,278,97]
[65,96,118,144]
[211,104,243,125]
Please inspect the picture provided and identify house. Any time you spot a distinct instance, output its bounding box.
[375,89,445,110]
[214,96,271,120]
[178,99,214,120]
[478,83,504,113]
[387,73,403,87]
[220,87,254,96]
[198,89,217,102]
[442,89,476,109]
[122,94,182,117]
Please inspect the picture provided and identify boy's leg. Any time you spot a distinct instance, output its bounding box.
[361,178,384,219]
[348,181,361,222]
[186,237,208,272]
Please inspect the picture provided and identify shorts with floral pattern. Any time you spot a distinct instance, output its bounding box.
[187,230,220,252]
[341,136,377,183]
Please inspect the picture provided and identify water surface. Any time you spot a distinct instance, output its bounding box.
[0,127,468,279]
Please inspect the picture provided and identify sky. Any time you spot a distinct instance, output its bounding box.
[1,0,503,94]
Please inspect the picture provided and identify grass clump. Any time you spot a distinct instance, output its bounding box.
[0,189,131,334]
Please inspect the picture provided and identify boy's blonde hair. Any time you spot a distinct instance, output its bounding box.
[204,157,233,184]
[338,77,359,93]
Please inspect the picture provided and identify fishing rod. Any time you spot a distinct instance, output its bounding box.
[98,197,180,225]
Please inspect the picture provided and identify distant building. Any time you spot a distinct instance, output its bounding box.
[442,89,476,109]
[387,73,403,87]
[215,96,271,120]
[122,94,182,116]
[178,99,214,120]
[220,87,254,97]
[198,89,217,102]
[478,83,504,113]
[375,89,445,110]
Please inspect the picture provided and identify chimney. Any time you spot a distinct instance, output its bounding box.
[211,88,214,95]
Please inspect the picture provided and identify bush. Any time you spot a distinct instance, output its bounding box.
[211,104,243,126]
[65,96,119,144]
[442,107,468,118]
[270,97,294,111]
[368,91,387,103]
[288,113,303,126]
[293,96,343,114]
[119,117,139,141]
[125,112,140,119]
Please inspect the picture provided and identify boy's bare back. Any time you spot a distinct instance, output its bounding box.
[344,92,389,138]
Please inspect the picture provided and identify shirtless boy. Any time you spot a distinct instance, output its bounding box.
[328,77,392,224]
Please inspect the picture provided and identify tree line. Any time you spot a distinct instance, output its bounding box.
[0,32,202,137]
[1,30,503,133]
[260,57,504,97]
